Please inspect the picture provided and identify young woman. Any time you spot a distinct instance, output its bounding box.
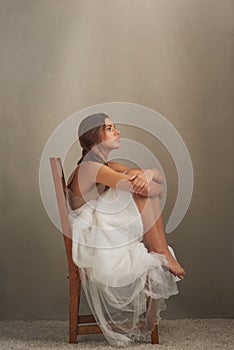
[67,113,186,347]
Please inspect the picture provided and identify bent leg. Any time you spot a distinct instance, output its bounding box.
[133,193,186,279]
[132,193,167,253]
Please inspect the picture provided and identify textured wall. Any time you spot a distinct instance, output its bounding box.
[0,0,233,320]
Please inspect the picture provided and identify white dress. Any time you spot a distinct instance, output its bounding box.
[67,184,181,347]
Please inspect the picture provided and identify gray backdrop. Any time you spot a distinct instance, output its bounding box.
[0,0,233,320]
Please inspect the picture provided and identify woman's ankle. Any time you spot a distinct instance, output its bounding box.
[148,245,170,255]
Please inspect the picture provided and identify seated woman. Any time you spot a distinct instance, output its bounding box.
[66,113,186,347]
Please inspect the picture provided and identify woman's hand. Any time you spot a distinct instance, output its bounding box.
[130,179,164,198]
[128,169,164,198]
[120,166,164,197]
[129,169,154,194]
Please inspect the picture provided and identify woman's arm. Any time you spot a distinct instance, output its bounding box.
[107,161,163,183]
[107,161,141,174]
[106,161,164,196]
[107,162,159,182]
[79,161,152,197]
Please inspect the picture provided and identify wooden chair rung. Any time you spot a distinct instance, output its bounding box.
[78,324,102,334]
[78,314,97,324]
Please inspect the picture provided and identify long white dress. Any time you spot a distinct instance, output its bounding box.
[67,179,181,347]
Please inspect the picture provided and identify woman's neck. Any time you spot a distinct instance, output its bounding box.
[90,146,109,164]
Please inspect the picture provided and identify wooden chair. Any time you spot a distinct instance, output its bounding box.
[50,157,159,344]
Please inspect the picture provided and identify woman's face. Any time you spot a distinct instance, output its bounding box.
[100,117,120,150]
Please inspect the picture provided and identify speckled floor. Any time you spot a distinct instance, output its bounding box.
[0,319,233,350]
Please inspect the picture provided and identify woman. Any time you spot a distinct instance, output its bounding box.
[67,113,186,347]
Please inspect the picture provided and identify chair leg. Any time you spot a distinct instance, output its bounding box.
[69,272,81,343]
[148,298,159,344]
[151,322,159,344]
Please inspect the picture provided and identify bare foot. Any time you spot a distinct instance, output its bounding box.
[162,251,186,279]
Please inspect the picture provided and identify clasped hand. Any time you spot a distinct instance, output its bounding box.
[127,168,164,198]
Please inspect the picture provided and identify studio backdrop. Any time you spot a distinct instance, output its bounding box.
[0,0,233,320]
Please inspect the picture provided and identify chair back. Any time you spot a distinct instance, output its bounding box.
[50,157,78,278]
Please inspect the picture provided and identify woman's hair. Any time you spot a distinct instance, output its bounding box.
[77,113,109,165]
